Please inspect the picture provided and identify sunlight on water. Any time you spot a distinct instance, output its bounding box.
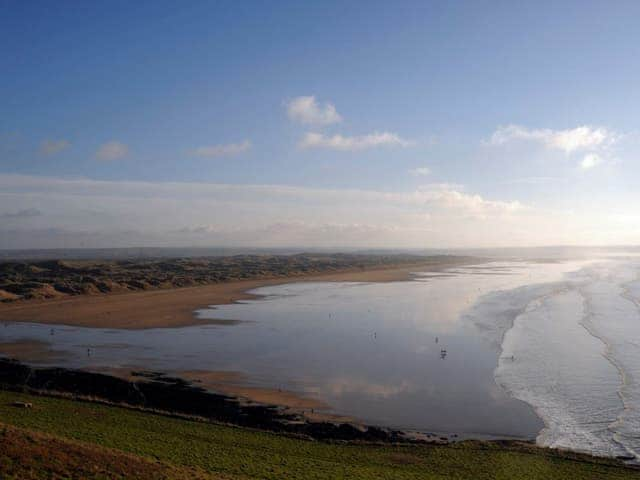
[3,257,640,459]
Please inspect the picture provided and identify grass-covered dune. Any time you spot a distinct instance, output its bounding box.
[0,389,637,479]
[0,253,465,302]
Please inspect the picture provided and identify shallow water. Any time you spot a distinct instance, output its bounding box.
[0,261,579,436]
[3,258,640,457]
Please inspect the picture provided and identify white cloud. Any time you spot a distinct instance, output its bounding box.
[40,139,70,155]
[488,125,615,153]
[580,153,603,170]
[286,95,342,126]
[95,141,129,161]
[409,167,431,176]
[192,140,251,158]
[299,132,412,151]
[179,222,404,246]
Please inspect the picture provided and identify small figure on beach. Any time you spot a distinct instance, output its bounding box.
[440,349,447,359]
[435,336,438,344]
[50,328,55,336]
[373,332,377,339]
[87,348,91,357]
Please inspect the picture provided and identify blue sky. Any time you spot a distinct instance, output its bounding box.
[2,1,640,248]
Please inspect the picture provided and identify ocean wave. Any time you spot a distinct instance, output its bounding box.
[465,261,640,459]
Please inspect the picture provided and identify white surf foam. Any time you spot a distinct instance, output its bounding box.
[471,260,640,460]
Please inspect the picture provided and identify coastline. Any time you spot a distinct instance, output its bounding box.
[1,386,634,480]
[0,358,543,447]
[90,366,357,425]
[0,358,412,443]
[0,259,476,330]
[3,258,639,464]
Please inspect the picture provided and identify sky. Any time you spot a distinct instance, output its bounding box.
[2,0,640,249]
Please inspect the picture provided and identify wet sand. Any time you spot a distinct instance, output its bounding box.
[0,260,466,330]
[0,339,69,363]
[90,366,354,423]
[175,370,354,422]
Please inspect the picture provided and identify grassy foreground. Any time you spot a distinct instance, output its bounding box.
[0,389,637,480]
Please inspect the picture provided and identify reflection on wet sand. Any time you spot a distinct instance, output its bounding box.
[0,339,69,363]
[0,261,589,439]
[85,366,351,423]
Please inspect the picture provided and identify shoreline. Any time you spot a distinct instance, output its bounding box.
[0,357,538,447]
[0,336,541,443]
[3,359,638,468]
[0,258,477,330]
[0,342,538,444]
[0,358,419,444]
[90,366,358,426]
[4,354,639,466]
[1,388,635,480]
[0,256,556,450]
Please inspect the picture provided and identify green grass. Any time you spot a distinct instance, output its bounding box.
[0,389,637,479]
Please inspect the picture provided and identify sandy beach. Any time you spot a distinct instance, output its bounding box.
[0,260,463,330]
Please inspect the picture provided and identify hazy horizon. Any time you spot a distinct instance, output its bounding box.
[2,245,639,263]
[3,2,640,249]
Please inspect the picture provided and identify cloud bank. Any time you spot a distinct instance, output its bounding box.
[1,173,635,249]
